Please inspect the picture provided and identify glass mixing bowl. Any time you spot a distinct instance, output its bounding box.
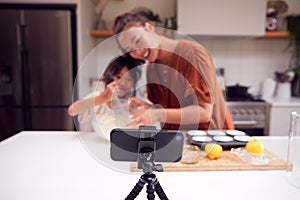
[89,98,141,141]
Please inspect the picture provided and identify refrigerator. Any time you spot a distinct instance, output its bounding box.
[0,4,77,141]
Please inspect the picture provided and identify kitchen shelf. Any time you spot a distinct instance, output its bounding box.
[89,29,176,38]
[89,30,290,39]
[259,31,290,39]
[89,29,114,37]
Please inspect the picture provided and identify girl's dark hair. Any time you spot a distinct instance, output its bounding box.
[101,54,144,96]
[113,12,149,35]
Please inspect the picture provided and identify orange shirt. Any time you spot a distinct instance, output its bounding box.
[146,40,234,130]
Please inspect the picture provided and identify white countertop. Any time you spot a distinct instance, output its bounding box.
[265,97,300,107]
[0,131,299,200]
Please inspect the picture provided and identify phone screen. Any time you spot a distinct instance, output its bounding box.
[110,128,184,162]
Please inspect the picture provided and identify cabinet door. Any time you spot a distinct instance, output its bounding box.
[0,107,24,141]
[0,9,23,106]
[269,107,300,136]
[24,10,73,106]
[31,108,73,130]
[177,0,267,36]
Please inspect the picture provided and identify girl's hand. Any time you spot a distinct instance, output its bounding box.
[102,81,117,101]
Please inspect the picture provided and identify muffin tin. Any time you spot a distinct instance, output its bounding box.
[187,130,252,150]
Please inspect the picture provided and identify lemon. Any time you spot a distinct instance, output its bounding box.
[205,143,223,159]
[245,139,264,154]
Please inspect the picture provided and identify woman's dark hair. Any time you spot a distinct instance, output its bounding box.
[113,12,149,35]
[101,54,144,96]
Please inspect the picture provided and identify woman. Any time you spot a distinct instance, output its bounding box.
[113,13,234,130]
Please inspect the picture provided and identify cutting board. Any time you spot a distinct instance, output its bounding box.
[130,149,287,172]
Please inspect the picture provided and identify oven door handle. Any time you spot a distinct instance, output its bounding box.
[233,120,258,125]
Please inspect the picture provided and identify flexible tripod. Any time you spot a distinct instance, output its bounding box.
[125,154,169,200]
[125,172,168,200]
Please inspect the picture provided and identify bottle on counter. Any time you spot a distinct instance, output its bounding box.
[287,112,300,189]
[261,77,276,100]
[216,68,226,97]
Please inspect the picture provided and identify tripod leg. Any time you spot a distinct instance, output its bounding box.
[153,179,169,200]
[146,183,155,200]
[125,179,146,200]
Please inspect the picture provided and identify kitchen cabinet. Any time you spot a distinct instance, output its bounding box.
[268,99,300,136]
[177,0,267,36]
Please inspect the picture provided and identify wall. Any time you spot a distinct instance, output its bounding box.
[102,0,176,29]
[192,37,290,96]
[76,0,98,99]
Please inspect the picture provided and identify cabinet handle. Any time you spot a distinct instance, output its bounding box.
[233,120,258,125]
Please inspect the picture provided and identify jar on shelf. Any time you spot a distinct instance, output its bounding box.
[265,8,278,31]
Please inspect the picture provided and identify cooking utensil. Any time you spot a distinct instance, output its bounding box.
[213,135,234,142]
[226,130,246,136]
[106,72,114,84]
[207,130,226,136]
[90,98,138,141]
[192,136,213,142]
[131,149,287,172]
[226,83,250,98]
[180,145,201,164]
[234,135,252,142]
[231,148,275,165]
[187,130,207,136]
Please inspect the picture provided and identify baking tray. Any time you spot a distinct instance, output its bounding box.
[187,130,251,150]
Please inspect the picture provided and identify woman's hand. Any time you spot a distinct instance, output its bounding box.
[128,97,151,115]
[129,106,166,127]
[127,103,212,127]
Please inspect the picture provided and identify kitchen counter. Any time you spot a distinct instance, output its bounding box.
[266,97,300,136]
[265,97,300,107]
[0,131,299,200]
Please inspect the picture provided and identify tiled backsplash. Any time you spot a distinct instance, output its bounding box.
[192,36,291,96]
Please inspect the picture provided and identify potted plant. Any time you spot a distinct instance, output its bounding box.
[92,0,110,30]
[286,14,300,96]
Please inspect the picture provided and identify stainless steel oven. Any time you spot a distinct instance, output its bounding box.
[226,102,271,136]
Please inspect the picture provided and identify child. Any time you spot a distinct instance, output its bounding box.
[68,55,143,134]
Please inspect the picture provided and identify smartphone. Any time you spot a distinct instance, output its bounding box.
[110,128,184,162]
